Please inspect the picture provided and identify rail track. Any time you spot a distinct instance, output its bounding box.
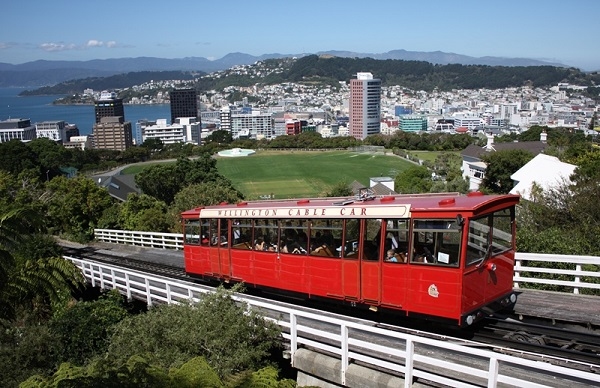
[62,244,600,375]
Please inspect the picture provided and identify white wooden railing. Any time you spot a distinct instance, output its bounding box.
[64,255,600,388]
[94,229,600,294]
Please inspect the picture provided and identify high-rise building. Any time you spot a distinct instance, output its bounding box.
[94,91,124,124]
[92,116,133,151]
[170,88,198,124]
[349,72,381,140]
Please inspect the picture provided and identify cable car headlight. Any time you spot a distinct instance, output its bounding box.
[465,314,475,326]
[486,262,496,271]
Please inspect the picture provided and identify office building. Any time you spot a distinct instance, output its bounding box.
[0,118,37,143]
[35,120,66,142]
[400,116,428,132]
[170,88,198,124]
[92,116,133,151]
[95,91,124,124]
[349,72,381,140]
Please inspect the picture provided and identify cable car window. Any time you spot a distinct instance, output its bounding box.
[491,209,513,255]
[341,219,360,259]
[309,219,342,258]
[184,219,201,245]
[383,219,409,263]
[254,219,278,252]
[231,219,253,250]
[218,219,229,247]
[199,219,211,246]
[411,219,461,266]
[280,219,308,255]
[467,208,514,266]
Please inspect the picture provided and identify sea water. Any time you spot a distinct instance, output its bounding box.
[0,87,170,136]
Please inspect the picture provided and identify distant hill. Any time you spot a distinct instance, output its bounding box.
[0,49,573,88]
[25,56,600,97]
[18,71,200,96]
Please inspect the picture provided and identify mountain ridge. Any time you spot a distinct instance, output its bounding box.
[0,49,573,88]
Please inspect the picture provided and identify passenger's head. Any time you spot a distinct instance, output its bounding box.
[387,249,395,257]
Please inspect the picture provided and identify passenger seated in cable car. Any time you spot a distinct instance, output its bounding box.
[254,237,266,251]
[385,249,398,262]
[413,246,434,263]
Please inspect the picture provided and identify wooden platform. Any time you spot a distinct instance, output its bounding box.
[512,288,600,327]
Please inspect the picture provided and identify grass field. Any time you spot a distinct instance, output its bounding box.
[121,150,417,199]
[215,150,414,199]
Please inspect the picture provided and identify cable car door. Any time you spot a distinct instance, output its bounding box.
[360,219,382,304]
[341,219,360,300]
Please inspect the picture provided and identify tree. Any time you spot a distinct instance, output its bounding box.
[205,130,233,144]
[0,139,38,177]
[325,181,353,197]
[49,290,128,366]
[394,165,432,194]
[118,193,170,232]
[136,156,232,205]
[27,138,68,181]
[480,150,534,194]
[169,182,244,231]
[106,286,281,378]
[0,207,83,322]
[45,176,114,242]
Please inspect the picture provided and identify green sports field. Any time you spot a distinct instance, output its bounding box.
[216,150,414,199]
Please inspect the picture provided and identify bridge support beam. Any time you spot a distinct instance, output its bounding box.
[294,348,426,388]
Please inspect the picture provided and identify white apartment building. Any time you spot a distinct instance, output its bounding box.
[452,113,484,131]
[142,119,185,145]
[35,120,66,141]
[175,117,202,145]
[230,111,274,139]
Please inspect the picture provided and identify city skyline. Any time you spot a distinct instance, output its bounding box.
[1,0,599,71]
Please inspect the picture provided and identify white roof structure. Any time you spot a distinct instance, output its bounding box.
[510,154,576,201]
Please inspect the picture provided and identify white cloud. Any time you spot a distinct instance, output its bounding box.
[86,39,104,47]
[40,42,77,52]
[38,40,120,52]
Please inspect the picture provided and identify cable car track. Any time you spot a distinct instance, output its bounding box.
[473,317,600,370]
[62,245,600,373]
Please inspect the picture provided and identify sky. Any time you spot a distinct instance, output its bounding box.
[2,0,599,70]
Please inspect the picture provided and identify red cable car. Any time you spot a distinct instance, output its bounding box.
[181,192,519,327]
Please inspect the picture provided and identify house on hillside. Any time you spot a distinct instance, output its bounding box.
[95,174,141,202]
[348,177,397,197]
[461,132,548,191]
[509,154,576,201]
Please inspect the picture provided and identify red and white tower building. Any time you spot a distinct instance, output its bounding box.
[349,72,381,140]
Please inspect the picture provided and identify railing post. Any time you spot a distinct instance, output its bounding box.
[166,283,172,303]
[145,278,152,307]
[341,324,348,386]
[404,339,414,388]
[487,357,499,388]
[125,273,132,301]
[290,313,297,366]
[513,259,521,289]
[574,264,581,294]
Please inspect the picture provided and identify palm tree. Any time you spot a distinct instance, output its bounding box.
[0,207,84,321]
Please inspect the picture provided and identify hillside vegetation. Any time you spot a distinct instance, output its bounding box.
[21,55,600,96]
